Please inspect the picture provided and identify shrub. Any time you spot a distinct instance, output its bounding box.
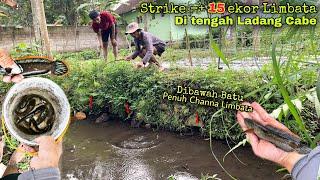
[0,59,318,142]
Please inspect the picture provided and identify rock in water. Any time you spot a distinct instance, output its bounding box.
[145,124,151,129]
[95,113,110,123]
[75,112,86,121]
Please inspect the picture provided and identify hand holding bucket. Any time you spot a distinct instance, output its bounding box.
[2,77,70,149]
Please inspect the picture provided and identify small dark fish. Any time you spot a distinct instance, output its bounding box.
[244,118,311,154]
[14,94,55,135]
[0,56,68,77]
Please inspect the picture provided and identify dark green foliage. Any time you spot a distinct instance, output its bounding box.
[54,49,100,61]
[0,58,318,141]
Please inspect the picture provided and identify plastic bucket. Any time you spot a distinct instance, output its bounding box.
[2,77,70,146]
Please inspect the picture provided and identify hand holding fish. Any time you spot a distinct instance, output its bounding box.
[0,49,24,83]
[0,49,68,83]
[236,102,305,173]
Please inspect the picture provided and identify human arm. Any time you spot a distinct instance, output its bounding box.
[17,168,60,180]
[18,136,62,180]
[125,39,140,61]
[97,31,104,49]
[110,23,117,47]
[291,146,320,180]
[111,23,116,40]
[1,144,35,177]
[141,34,153,65]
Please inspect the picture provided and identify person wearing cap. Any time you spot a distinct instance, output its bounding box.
[125,22,166,70]
[89,10,118,61]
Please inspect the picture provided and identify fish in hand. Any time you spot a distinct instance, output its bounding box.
[0,56,68,77]
[244,118,311,154]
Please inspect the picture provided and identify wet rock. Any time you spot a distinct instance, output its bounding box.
[74,112,86,121]
[145,124,151,129]
[130,119,143,128]
[95,113,110,123]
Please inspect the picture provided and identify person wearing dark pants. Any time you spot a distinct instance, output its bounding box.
[89,10,118,61]
[125,22,166,71]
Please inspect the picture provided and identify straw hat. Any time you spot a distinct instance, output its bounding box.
[125,22,142,35]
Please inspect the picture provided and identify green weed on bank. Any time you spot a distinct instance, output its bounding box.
[0,57,318,143]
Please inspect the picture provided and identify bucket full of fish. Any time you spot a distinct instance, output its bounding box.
[2,77,70,146]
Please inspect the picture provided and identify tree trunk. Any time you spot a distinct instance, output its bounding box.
[252,0,260,56]
[30,0,52,57]
[30,0,40,44]
[185,28,192,67]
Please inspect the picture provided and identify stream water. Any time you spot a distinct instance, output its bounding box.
[61,120,285,180]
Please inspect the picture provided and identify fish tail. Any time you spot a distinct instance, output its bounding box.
[53,61,68,76]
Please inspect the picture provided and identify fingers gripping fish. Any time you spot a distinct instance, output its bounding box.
[244,118,312,154]
[0,56,69,77]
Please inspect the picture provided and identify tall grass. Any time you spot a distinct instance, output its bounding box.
[271,40,312,145]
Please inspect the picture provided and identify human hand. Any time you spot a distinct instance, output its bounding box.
[236,102,305,172]
[125,56,132,61]
[2,143,35,176]
[8,144,35,165]
[136,62,144,68]
[29,136,62,170]
[0,49,23,83]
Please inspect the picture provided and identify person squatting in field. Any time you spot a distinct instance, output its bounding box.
[125,22,166,71]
